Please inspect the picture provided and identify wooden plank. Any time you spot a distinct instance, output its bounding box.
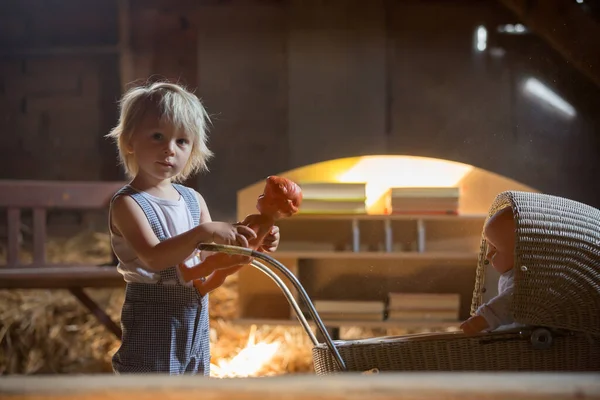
[0,180,126,208]
[271,251,478,261]
[284,214,488,221]
[32,208,46,265]
[0,266,123,289]
[6,208,20,268]
[69,287,122,339]
[1,373,599,399]
[299,257,475,320]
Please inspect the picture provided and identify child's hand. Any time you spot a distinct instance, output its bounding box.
[205,222,256,247]
[460,315,489,335]
[260,225,280,253]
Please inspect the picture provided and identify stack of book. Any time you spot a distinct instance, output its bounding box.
[311,300,385,321]
[389,187,460,215]
[297,182,367,215]
[385,292,460,322]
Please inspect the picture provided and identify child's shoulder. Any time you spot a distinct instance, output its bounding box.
[110,191,142,214]
[109,184,142,207]
[173,184,207,207]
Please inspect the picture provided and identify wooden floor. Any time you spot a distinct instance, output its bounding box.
[1,373,599,399]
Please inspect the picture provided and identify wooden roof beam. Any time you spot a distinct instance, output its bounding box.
[498,0,600,88]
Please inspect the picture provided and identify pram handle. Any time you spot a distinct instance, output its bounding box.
[197,243,347,372]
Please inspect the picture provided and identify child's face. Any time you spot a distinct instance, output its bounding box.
[128,113,193,182]
[483,209,515,274]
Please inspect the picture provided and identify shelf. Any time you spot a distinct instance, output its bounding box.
[238,212,483,325]
[277,213,486,253]
[235,161,534,328]
[289,213,487,221]
[271,251,478,262]
[234,318,460,330]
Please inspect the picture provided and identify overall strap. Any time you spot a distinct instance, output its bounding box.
[112,185,168,241]
[112,185,175,284]
[173,184,200,226]
[162,184,201,284]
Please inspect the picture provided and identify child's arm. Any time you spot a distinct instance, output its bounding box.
[111,194,256,272]
[190,191,253,295]
[195,227,281,295]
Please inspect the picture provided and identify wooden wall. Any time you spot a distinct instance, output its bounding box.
[1,0,599,221]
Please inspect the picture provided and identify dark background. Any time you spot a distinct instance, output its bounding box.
[1,0,599,221]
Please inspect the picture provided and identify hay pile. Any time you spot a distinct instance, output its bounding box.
[0,231,123,374]
[0,230,455,376]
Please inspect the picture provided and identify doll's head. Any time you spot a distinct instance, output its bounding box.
[484,206,516,274]
[256,176,302,219]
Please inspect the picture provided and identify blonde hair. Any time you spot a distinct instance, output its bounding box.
[106,81,213,182]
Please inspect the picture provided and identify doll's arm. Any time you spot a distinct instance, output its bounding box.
[475,285,514,330]
[193,263,245,296]
[461,285,514,335]
[461,276,515,334]
[178,250,248,282]
[460,314,489,335]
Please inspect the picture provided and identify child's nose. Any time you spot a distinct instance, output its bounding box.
[163,141,175,155]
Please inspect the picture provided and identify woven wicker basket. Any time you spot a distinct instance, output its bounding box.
[313,191,600,373]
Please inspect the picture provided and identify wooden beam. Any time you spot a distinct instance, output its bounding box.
[69,287,123,339]
[1,373,599,399]
[6,208,21,268]
[0,180,126,209]
[497,0,600,88]
[32,208,46,265]
[117,0,134,91]
[0,266,123,289]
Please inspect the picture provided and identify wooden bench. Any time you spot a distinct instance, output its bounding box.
[0,180,127,339]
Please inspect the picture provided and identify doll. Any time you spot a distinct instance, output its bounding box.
[238,175,302,251]
[179,176,302,294]
[460,206,516,334]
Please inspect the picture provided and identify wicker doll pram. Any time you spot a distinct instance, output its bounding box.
[200,191,600,374]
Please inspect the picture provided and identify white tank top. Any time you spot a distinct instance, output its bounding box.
[109,186,202,285]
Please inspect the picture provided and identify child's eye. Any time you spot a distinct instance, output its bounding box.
[152,132,163,140]
[177,138,189,145]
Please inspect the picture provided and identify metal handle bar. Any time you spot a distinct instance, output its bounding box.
[250,258,318,346]
[198,243,347,372]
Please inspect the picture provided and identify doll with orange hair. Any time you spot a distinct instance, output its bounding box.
[461,206,517,334]
[179,175,302,295]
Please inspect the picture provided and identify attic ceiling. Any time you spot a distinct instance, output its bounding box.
[497,0,600,88]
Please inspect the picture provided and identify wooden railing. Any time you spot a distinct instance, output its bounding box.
[0,179,128,338]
